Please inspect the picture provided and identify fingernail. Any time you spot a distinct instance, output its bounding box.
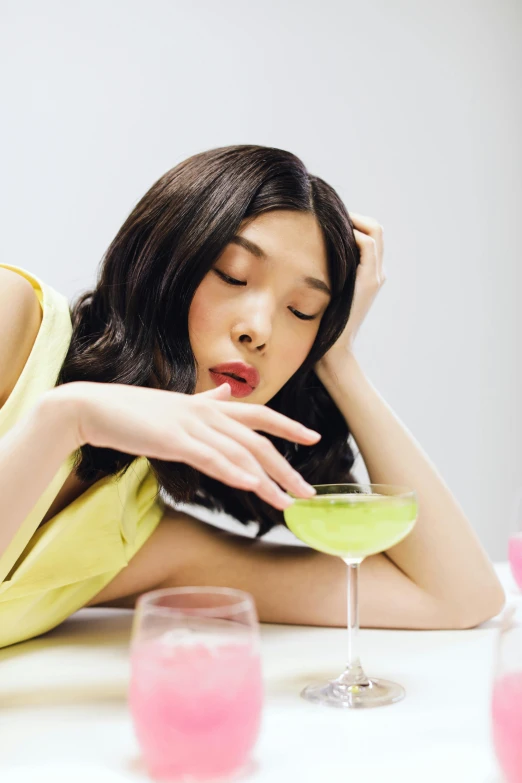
[303,428,321,440]
[298,478,316,495]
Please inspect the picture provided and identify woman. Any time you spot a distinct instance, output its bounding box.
[0,144,504,648]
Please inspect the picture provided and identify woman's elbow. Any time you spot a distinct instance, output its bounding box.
[443,584,507,630]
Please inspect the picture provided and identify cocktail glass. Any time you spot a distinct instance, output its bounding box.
[284,483,418,708]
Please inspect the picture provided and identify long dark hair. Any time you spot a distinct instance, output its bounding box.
[57,145,360,537]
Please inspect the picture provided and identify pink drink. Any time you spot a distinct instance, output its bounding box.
[492,672,522,783]
[129,638,263,782]
[508,534,522,590]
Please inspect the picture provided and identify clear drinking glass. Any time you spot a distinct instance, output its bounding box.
[129,586,263,783]
[284,483,418,708]
[508,488,522,591]
[491,616,522,783]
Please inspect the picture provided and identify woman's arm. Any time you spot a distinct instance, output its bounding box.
[0,395,79,561]
[92,351,505,629]
[0,269,81,563]
[79,358,503,628]
[315,352,505,628]
[90,505,495,630]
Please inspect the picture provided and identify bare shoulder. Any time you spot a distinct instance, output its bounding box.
[0,267,43,409]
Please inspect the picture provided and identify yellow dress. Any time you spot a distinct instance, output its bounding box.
[0,263,166,648]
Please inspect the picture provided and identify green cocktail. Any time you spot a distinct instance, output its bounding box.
[284,493,417,560]
[283,483,418,709]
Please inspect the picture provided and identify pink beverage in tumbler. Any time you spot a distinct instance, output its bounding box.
[508,534,522,590]
[492,672,522,783]
[129,636,263,782]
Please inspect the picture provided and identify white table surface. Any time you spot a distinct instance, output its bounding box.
[0,563,519,783]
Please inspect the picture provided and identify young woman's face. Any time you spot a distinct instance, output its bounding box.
[189,210,331,404]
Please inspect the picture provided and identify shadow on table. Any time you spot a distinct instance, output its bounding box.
[265,668,338,704]
[0,608,134,708]
[0,681,128,708]
[0,607,134,657]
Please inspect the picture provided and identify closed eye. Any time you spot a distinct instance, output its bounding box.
[213,269,246,286]
[213,269,318,321]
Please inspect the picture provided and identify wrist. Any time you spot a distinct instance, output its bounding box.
[316,349,360,385]
[315,351,374,420]
[40,382,91,450]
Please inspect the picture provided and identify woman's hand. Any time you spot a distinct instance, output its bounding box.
[49,381,320,510]
[317,212,386,367]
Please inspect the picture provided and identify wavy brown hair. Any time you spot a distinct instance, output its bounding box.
[57,144,360,537]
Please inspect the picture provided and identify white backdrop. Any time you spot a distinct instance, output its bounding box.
[1,0,520,558]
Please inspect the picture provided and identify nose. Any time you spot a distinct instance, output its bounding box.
[231,298,274,352]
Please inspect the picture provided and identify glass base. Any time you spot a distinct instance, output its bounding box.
[146,760,255,783]
[301,677,405,709]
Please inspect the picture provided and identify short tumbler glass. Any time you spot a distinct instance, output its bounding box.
[129,586,263,783]
[491,619,522,783]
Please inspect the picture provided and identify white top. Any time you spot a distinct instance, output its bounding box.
[0,563,516,783]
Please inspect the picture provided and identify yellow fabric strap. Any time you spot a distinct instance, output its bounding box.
[0,263,74,584]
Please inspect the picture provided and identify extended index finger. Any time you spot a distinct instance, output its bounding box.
[215,402,321,444]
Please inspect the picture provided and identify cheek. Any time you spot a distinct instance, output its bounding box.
[277,327,317,378]
[188,280,224,353]
[188,288,212,341]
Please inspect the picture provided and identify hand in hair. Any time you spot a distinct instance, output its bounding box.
[318,212,385,365]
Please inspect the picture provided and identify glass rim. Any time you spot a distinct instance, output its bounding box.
[292,483,416,500]
[135,585,255,618]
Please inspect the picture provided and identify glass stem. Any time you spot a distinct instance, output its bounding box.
[334,560,369,688]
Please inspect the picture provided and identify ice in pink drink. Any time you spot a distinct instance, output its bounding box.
[508,534,522,590]
[129,636,263,782]
[492,672,522,783]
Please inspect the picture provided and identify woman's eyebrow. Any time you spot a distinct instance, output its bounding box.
[230,235,331,297]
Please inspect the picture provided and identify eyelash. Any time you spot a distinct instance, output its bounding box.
[213,269,317,321]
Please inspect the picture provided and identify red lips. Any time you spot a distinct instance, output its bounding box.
[209,362,260,390]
